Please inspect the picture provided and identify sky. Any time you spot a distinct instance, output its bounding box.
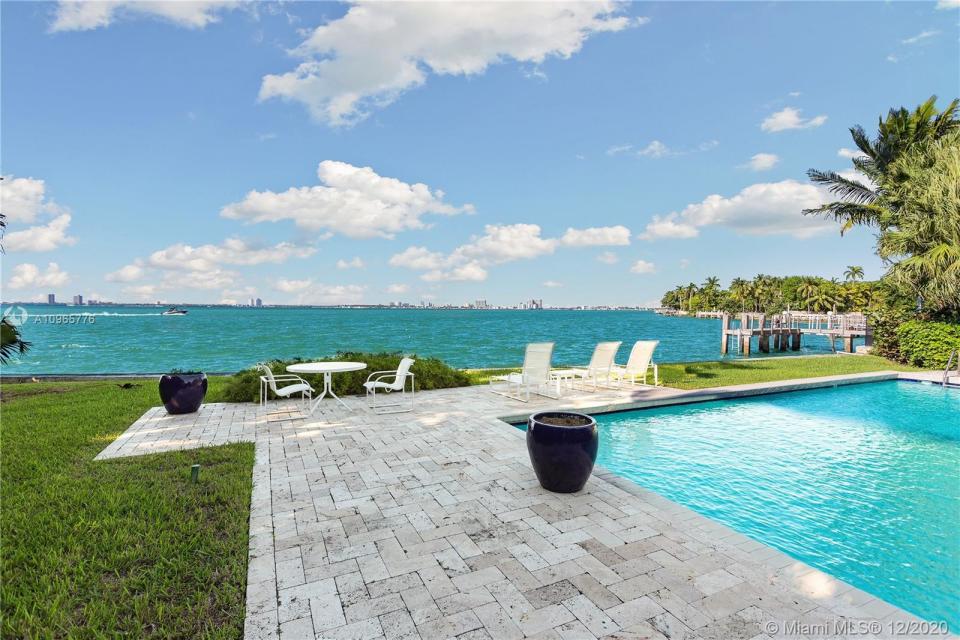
[2,0,958,307]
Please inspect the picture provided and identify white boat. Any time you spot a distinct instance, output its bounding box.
[161,307,188,316]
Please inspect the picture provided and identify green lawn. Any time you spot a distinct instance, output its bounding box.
[0,379,252,638]
[466,354,919,389]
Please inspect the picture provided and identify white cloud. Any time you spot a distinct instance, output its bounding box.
[743,153,780,171]
[596,251,619,265]
[761,107,827,132]
[606,144,633,156]
[455,224,557,264]
[0,176,63,223]
[293,284,366,305]
[937,0,959,8]
[421,262,488,282]
[389,247,448,271]
[259,2,640,126]
[542,280,563,288]
[837,147,867,160]
[123,284,159,300]
[902,29,940,44]
[638,215,699,240]
[640,179,840,241]
[3,214,76,252]
[274,278,312,293]
[336,256,365,270]
[221,161,471,239]
[386,283,409,294]
[608,139,717,159]
[105,261,146,283]
[391,223,633,282]
[630,260,656,274]
[160,268,237,290]
[6,262,69,289]
[145,238,315,272]
[637,140,670,158]
[49,0,244,32]
[560,225,631,247]
[679,258,690,269]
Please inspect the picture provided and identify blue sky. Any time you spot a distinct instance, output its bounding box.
[2,1,958,306]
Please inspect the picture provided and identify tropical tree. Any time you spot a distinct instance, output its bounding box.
[875,130,960,315]
[0,208,31,364]
[805,96,959,233]
[701,276,721,309]
[729,278,750,311]
[844,265,864,282]
[797,279,819,312]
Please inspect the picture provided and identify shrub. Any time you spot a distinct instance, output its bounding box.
[869,308,910,361]
[895,320,960,368]
[219,352,471,403]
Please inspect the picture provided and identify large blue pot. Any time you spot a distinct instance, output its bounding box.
[526,411,598,493]
[159,373,208,414]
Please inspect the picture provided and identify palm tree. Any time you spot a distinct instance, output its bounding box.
[844,265,864,282]
[0,208,31,364]
[684,283,698,311]
[729,278,749,311]
[876,130,960,314]
[797,279,819,312]
[805,96,959,233]
[701,276,721,310]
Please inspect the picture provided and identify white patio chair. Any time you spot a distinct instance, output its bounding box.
[611,340,661,387]
[566,341,622,391]
[257,363,314,408]
[364,357,416,414]
[489,342,559,402]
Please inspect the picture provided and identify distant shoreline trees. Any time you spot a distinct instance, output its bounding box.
[659,271,881,314]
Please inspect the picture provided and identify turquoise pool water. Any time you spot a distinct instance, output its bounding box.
[528,381,960,627]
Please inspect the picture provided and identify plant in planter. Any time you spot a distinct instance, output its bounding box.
[526,411,598,493]
[159,369,208,414]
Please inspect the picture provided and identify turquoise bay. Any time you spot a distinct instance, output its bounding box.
[4,306,859,374]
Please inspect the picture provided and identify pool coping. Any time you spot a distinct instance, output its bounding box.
[492,370,950,632]
[496,369,909,424]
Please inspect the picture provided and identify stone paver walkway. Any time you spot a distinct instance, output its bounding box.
[99,373,937,640]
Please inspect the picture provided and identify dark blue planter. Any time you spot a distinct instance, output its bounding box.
[159,373,208,414]
[526,411,598,493]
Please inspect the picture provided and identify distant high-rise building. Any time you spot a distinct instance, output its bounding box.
[255,298,263,307]
[249,297,255,307]
[47,293,56,304]
[72,294,83,305]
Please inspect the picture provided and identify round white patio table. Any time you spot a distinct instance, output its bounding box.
[287,361,367,414]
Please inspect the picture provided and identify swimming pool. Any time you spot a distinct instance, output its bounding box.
[520,381,960,628]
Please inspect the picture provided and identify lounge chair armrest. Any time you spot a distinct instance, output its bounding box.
[366,369,402,382]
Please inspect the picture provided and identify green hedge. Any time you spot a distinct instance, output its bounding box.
[895,320,960,368]
[220,352,470,403]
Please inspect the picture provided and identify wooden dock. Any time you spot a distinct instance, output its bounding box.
[720,312,869,356]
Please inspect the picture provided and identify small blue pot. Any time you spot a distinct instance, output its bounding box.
[159,373,208,414]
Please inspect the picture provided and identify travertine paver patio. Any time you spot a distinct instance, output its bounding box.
[98,373,936,640]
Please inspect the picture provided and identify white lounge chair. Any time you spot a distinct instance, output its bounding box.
[489,342,559,402]
[611,340,660,387]
[563,341,622,391]
[364,357,416,414]
[258,363,314,408]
